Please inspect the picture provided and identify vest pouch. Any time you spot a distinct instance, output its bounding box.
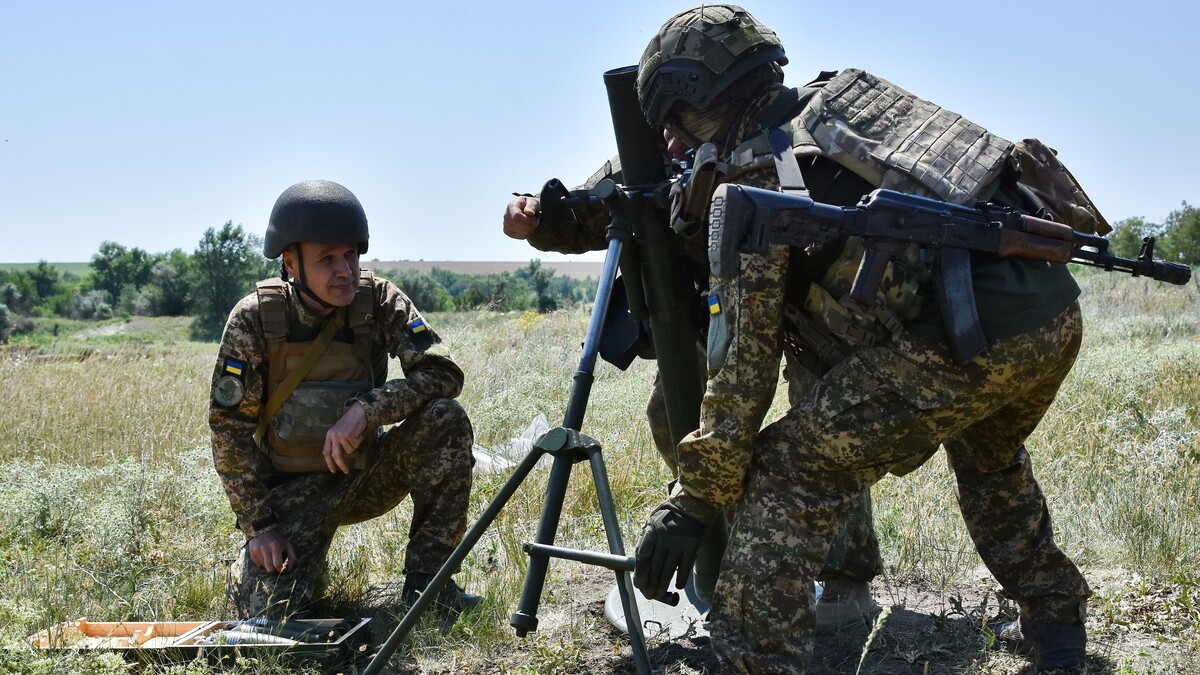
[800,236,929,351]
[1011,138,1112,235]
[268,380,374,472]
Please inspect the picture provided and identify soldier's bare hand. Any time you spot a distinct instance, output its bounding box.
[503,196,541,239]
[324,402,367,473]
[248,530,297,574]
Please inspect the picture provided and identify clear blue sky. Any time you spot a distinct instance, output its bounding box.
[2,1,1194,264]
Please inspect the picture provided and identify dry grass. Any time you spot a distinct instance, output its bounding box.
[371,260,606,281]
[1,273,1198,674]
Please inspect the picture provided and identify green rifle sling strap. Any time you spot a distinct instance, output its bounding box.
[253,312,346,448]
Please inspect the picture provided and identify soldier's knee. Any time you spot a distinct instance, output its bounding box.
[420,397,469,425]
[411,398,475,469]
[416,398,473,440]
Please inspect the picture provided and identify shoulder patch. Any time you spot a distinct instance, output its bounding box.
[213,357,246,407]
[213,374,245,407]
[408,317,433,350]
[706,287,731,373]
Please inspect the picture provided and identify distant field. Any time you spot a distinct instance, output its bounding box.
[370,259,605,280]
[1,261,91,276]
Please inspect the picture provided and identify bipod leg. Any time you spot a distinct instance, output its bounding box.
[362,444,549,675]
[511,428,653,675]
[585,440,652,674]
[508,434,580,637]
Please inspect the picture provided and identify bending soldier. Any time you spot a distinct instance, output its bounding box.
[210,179,481,619]
[625,5,1093,674]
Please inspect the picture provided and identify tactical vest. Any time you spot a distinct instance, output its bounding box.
[723,69,1108,366]
[257,270,381,472]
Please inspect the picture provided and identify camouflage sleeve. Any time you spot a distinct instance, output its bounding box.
[209,293,276,538]
[525,216,608,254]
[525,156,623,254]
[356,278,466,429]
[675,169,790,509]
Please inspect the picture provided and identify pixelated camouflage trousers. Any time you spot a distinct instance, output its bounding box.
[711,302,1091,674]
[647,349,883,587]
[230,398,474,619]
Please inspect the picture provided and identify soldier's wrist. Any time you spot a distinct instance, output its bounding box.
[241,514,278,540]
[667,483,719,525]
[352,391,380,428]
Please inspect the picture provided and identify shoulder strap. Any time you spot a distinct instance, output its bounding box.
[253,313,345,448]
[256,278,290,341]
[726,87,819,184]
[349,269,378,385]
[767,127,808,195]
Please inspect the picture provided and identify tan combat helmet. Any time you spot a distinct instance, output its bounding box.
[636,4,787,128]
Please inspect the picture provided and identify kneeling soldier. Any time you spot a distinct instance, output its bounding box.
[209,179,481,619]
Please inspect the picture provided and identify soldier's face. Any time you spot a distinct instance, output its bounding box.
[284,241,359,307]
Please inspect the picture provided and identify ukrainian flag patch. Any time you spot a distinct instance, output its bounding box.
[224,360,244,376]
[708,294,722,315]
[408,318,428,333]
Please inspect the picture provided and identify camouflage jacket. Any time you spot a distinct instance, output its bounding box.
[209,275,464,538]
[675,79,1081,509]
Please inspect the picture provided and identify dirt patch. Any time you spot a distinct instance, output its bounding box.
[75,321,128,338]
[370,563,1195,674]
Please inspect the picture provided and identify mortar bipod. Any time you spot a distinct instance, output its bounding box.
[363,217,655,675]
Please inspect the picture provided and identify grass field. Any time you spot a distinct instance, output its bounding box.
[1,270,1197,674]
[371,260,605,281]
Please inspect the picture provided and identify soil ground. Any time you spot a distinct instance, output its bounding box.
[364,564,1192,674]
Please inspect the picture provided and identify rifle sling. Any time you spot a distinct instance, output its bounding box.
[934,247,988,364]
[767,127,808,195]
[253,312,346,447]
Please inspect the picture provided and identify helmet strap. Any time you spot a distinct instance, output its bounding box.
[293,280,339,311]
[285,245,339,312]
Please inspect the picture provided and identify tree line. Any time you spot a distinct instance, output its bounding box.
[0,222,598,344]
[3,202,1197,345]
[1105,202,1200,265]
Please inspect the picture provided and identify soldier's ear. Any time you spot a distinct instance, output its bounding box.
[281,245,299,280]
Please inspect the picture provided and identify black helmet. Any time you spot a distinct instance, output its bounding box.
[637,4,787,127]
[264,179,369,259]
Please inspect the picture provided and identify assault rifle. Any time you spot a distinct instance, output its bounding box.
[709,184,1192,362]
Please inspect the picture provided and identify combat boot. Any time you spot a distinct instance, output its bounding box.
[401,573,484,615]
[995,617,1086,673]
[815,577,880,631]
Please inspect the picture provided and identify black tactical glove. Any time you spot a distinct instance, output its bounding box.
[633,501,710,602]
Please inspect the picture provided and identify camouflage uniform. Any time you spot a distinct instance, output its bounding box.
[682,118,1091,675]
[210,274,474,618]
